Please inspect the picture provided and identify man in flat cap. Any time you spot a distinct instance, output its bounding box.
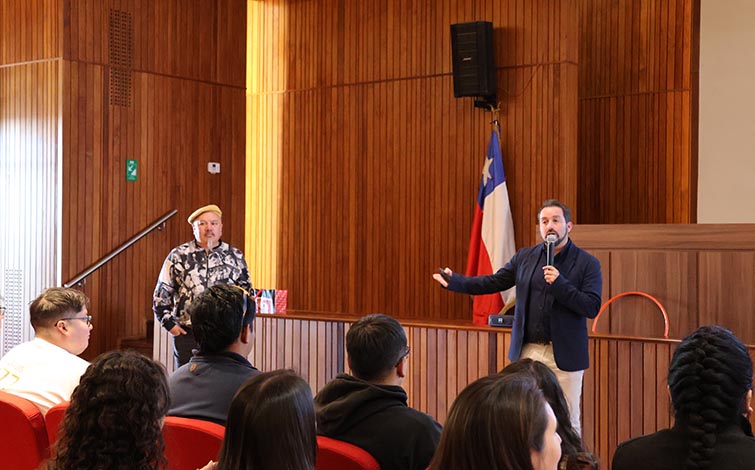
[153,204,252,368]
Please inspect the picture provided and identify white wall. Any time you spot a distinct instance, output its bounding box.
[698,1,755,222]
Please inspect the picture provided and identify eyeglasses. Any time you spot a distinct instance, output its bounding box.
[58,314,92,327]
[233,286,253,326]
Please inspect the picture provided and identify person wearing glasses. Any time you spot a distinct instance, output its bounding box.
[0,287,92,413]
[167,285,260,425]
[153,204,252,368]
[314,314,442,470]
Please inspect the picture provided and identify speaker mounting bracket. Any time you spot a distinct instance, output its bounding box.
[473,95,498,111]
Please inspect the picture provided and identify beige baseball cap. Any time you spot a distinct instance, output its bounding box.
[187,204,222,224]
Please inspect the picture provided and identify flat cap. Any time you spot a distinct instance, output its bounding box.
[187,204,222,224]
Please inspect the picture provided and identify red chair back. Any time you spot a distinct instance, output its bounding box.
[45,401,70,448]
[0,390,50,469]
[163,416,225,470]
[316,436,380,470]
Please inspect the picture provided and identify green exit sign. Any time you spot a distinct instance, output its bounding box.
[126,159,137,181]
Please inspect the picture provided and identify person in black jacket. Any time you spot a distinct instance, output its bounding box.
[314,314,442,470]
[434,199,602,434]
[612,325,755,470]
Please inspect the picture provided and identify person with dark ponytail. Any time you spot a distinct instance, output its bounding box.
[612,325,755,470]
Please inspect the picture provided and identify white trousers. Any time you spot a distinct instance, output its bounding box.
[521,342,584,436]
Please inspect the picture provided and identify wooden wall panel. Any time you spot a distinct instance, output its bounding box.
[571,224,755,344]
[0,0,62,65]
[59,0,247,358]
[607,251,696,339]
[698,251,755,338]
[230,315,755,470]
[64,0,245,86]
[246,0,580,323]
[577,0,700,224]
[63,70,247,359]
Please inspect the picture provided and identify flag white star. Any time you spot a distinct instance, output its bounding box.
[481,155,493,186]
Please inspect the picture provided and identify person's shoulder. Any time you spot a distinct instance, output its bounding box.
[612,429,671,466]
[519,244,541,254]
[54,345,90,369]
[1,339,33,354]
[398,405,443,434]
[224,243,246,257]
[168,362,192,379]
[0,341,29,365]
[168,241,197,257]
[570,241,600,262]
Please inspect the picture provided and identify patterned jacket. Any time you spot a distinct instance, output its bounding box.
[153,240,251,330]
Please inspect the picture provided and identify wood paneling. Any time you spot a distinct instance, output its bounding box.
[58,0,247,358]
[246,0,580,323]
[62,70,247,358]
[0,0,62,65]
[698,251,755,339]
[577,0,700,224]
[571,224,755,344]
[608,251,696,339]
[223,314,755,470]
[64,0,245,86]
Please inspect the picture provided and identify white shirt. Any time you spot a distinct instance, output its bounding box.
[0,337,90,413]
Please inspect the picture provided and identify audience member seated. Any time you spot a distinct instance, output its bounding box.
[47,350,170,470]
[0,288,91,413]
[168,285,260,425]
[501,359,599,469]
[200,369,317,470]
[314,314,442,470]
[429,373,562,470]
[612,325,755,470]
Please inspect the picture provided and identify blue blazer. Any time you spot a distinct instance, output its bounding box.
[448,240,602,371]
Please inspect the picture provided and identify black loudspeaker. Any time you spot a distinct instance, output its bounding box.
[450,21,496,98]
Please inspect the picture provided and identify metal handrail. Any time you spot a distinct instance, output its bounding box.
[63,209,178,288]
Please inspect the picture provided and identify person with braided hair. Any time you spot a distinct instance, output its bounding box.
[612,325,755,470]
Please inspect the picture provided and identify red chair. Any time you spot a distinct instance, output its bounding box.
[316,436,380,470]
[0,390,50,469]
[162,416,225,470]
[45,400,70,448]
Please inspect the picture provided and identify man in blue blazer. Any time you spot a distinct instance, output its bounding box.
[434,199,602,434]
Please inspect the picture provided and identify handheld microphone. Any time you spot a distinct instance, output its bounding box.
[545,234,557,266]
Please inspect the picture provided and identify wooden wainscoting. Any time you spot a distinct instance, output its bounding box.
[154,313,755,468]
[570,224,755,344]
[149,313,752,470]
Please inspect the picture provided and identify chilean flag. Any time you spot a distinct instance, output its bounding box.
[465,127,516,325]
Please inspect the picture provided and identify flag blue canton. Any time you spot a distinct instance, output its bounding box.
[477,130,506,208]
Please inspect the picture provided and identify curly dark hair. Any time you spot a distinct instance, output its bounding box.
[668,325,754,470]
[48,350,170,470]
